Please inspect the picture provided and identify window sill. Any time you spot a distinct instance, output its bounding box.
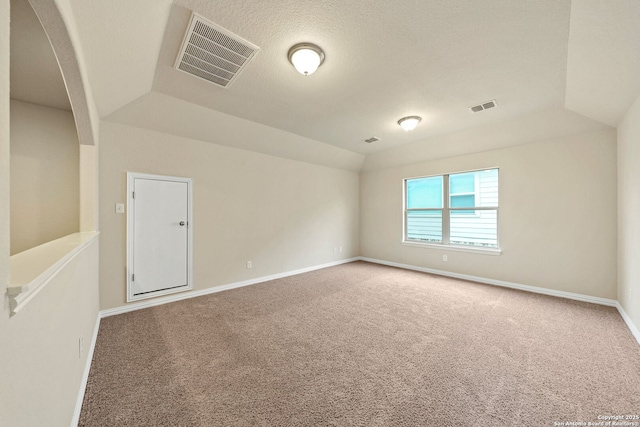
[7,232,99,316]
[402,240,502,255]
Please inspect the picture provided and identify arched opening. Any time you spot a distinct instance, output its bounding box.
[2,1,100,423]
[10,0,79,254]
[7,0,99,316]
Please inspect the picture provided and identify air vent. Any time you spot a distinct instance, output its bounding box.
[364,137,380,144]
[469,99,497,113]
[174,13,260,88]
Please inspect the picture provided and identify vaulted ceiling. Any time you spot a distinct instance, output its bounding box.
[10,0,640,170]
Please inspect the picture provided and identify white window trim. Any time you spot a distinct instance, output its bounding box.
[403,168,500,252]
[449,170,481,219]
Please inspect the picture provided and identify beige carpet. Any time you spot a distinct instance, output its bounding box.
[79,261,640,426]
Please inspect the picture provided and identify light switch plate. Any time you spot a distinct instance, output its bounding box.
[115,203,125,214]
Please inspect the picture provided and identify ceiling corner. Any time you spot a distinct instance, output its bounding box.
[68,0,173,118]
[565,0,640,126]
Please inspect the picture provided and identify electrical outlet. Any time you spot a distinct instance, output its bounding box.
[79,336,84,359]
[333,247,337,253]
[443,255,448,262]
[339,246,343,253]
[246,261,252,269]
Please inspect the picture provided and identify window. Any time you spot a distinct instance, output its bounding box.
[404,168,499,249]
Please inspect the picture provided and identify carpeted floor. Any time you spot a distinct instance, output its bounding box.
[79,261,640,426]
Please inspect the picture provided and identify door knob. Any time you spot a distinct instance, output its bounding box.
[179,221,186,226]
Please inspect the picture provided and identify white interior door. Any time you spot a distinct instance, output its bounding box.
[127,173,193,301]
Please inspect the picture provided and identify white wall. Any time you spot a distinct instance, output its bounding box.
[618,93,640,331]
[10,99,79,254]
[99,121,360,310]
[361,129,617,299]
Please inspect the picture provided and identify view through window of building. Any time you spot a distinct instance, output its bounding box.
[405,168,499,249]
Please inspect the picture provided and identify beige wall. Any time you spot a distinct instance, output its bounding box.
[10,99,79,254]
[0,0,11,420]
[618,93,640,330]
[1,0,9,289]
[1,3,101,426]
[361,129,617,299]
[99,121,360,310]
[1,240,100,427]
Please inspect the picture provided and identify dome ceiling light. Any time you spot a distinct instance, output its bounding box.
[288,43,325,76]
[398,116,422,131]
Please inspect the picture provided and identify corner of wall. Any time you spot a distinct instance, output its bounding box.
[1,0,10,292]
[617,92,640,341]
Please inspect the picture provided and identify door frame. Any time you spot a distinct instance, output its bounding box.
[126,172,194,302]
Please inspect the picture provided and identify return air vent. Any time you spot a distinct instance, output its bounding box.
[469,99,497,113]
[363,136,380,143]
[174,13,260,88]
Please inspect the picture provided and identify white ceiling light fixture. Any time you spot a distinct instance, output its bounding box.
[288,43,325,75]
[398,116,422,131]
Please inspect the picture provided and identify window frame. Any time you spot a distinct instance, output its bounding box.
[449,171,479,217]
[403,168,501,254]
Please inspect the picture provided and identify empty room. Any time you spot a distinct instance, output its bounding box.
[1,0,639,426]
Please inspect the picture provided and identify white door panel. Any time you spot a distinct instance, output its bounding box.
[127,173,193,301]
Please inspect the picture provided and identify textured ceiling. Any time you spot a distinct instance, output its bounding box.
[66,0,172,117]
[11,0,640,168]
[565,0,640,126]
[106,91,365,171]
[151,0,572,155]
[10,0,71,111]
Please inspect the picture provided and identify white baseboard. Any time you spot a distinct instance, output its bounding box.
[100,257,360,318]
[69,256,639,426]
[616,302,640,346]
[70,312,101,427]
[358,257,640,346]
[99,254,639,344]
[358,257,618,307]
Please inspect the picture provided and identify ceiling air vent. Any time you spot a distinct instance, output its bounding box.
[469,99,497,113]
[364,137,380,144]
[174,13,260,88]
